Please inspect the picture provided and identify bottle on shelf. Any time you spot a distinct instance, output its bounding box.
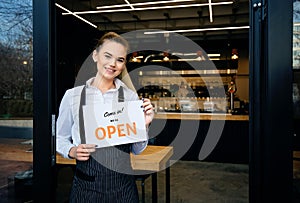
[203,97,215,112]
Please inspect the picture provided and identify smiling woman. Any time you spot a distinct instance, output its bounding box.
[56,31,154,202]
[91,33,128,91]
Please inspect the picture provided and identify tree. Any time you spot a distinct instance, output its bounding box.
[0,0,33,99]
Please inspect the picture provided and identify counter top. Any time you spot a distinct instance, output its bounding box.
[0,138,173,172]
[57,145,173,171]
[154,112,249,121]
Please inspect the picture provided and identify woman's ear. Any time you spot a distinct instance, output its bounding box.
[92,50,98,62]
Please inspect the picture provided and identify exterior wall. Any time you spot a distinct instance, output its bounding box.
[0,119,33,139]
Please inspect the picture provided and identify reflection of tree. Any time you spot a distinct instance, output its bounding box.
[0,0,32,99]
[294,2,300,69]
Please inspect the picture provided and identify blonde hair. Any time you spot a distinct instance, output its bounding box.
[95,32,129,52]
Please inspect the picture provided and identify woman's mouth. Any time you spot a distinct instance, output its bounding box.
[105,67,116,74]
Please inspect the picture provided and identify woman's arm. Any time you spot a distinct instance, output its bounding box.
[56,90,77,158]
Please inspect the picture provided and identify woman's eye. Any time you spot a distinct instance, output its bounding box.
[117,59,125,63]
[104,54,111,59]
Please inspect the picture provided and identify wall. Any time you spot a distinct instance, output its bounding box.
[0,119,33,139]
[236,48,250,101]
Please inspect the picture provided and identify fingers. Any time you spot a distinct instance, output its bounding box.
[142,98,154,125]
[142,98,154,115]
[75,144,97,161]
[82,144,98,150]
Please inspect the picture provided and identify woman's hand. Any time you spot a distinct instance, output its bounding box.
[68,144,97,161]
[142,98,154,126]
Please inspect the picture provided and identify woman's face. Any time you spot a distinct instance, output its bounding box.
[92,40,127,81]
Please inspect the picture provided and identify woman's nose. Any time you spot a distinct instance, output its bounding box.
[108,58,116,66]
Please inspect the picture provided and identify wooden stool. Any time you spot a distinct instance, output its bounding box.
[135,174,151,203]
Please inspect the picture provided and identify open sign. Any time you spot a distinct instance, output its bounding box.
[83,100,147,148]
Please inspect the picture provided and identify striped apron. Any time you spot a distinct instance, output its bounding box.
[69,86,139,203]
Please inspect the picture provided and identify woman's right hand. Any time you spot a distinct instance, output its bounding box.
[68,144,97,161]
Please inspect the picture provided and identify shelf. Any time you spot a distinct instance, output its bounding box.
[137,69,237,77]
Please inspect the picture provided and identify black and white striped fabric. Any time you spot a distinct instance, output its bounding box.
[69,86,139,203]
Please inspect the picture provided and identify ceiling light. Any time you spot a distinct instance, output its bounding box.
[63,1,233,15]
[163,56,170,61]
[96,0,195,10]
[55,3,97,28]
[231,48,239,60]
[209,0,213,22]
[124,0,134,10]
[144,26,250,34]
[207,54,221,57]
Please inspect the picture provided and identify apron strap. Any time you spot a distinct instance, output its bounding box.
[118,86,124,102]
[79,85,86,144]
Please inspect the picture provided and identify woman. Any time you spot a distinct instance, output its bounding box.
[56,32,154,202]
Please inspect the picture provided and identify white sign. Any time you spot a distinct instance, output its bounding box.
[82,100,147,148]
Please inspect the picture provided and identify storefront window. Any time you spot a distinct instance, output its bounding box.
[0,1,33,201]
[0,0,33,118]
[293,1,300,202]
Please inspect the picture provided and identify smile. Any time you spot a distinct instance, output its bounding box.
[105,67,116,73]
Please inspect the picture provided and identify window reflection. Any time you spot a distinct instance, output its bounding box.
[0,0,33,118]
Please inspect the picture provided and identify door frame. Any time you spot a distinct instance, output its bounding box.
[32,0,294,202]
[249,0,293,202]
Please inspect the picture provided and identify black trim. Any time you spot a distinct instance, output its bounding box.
[33,0,56,201]
[249,0,293,202]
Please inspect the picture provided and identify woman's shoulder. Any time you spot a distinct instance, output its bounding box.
[64,85,85,97]
[115,79,132,91]
[115,78,138,99]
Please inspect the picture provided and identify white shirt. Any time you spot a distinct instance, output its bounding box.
[56,77,148,158]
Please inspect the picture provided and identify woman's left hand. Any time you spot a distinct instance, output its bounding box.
[142,98,154,126]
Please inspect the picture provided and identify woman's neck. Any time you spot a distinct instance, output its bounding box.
[92,74,116,93]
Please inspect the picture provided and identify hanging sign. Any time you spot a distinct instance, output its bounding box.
[83,100,147,148]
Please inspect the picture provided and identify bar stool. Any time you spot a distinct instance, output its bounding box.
[135,174,151,203]
[135,138,156,202]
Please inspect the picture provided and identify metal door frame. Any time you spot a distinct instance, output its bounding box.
[249,0,293,202]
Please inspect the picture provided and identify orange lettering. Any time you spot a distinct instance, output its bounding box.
[95,122,138,140]
[117,124,126,137]
[107,125,116,138]
[95,127,106,140]
[126,122,137,136]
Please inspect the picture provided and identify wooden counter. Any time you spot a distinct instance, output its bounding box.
[0,138,173,172]
[154,112,249,121]
[130,145,173,171]
[57,145,173,171]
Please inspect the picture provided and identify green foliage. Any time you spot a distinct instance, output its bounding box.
[0,99,33,118]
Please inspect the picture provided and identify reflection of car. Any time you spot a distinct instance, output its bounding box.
[137,85,171,98]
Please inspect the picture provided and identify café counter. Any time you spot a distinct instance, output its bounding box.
[154,112,249,121]
[150,112,249,164]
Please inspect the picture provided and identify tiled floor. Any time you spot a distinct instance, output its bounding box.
[0,160,32,203]
[0,159,249,203]
[1,143,300,202]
